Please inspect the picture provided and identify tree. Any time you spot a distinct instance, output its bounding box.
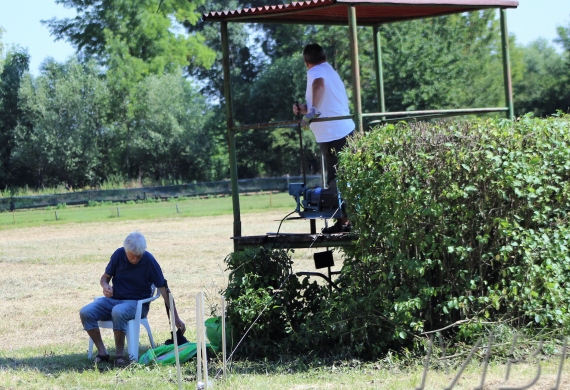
[369,10,504,113]
[232,55,320,178]
[44,0,215,73]
[45,0,216,178]
[513,39,566,117]
[11,59,109,188]
[185,0,269,179]
[555,21,570,114]
[126,73,215,182]
[0,27,4,71]
[0,47,30,188]
[556,21,570,52]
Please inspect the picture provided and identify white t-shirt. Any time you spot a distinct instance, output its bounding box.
[306,62,355,143]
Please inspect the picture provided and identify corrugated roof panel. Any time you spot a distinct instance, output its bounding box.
[203,0,518,24]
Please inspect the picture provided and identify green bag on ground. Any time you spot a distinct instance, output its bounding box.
[205,317,223,351]
[138,342,198,365]
[139,317,229,365]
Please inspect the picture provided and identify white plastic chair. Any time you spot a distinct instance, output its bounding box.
[87,285,162,361]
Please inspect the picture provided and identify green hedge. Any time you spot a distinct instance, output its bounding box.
[224,248,329,358]
[336,114,570,355]
[224,115,570,359]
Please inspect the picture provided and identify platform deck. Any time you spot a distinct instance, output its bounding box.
[232,232,355,250]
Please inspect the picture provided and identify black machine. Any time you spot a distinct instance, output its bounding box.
[288,183,346,220]
[287,117,346,222]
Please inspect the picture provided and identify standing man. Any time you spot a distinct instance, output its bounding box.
[292,43,354,233]
[80,232,185,366]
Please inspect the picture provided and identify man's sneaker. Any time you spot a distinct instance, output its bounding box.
[322,221,341,233]
[322,221,352,234]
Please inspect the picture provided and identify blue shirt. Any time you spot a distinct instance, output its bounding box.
[105,247,166,300]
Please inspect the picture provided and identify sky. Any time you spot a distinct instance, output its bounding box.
[0,0,569,76]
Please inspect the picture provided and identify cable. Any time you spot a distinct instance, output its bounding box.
[270,210,297,251]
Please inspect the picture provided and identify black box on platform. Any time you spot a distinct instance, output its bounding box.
[314,250,334,269]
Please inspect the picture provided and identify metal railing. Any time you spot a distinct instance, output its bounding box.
[0,175,322,212]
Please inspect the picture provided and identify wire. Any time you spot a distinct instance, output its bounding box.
[270,210,297,251]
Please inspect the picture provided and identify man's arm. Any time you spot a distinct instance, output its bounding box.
[312,77,325,110]
[158,286,186,333]
[292,78,324,115]
[100,273,113,297]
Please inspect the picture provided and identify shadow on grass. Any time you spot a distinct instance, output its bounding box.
[1,351,380,378]
[207,355,372,377]
[0,352,117,374]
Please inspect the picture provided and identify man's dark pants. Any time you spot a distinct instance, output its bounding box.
[319,130,354,186]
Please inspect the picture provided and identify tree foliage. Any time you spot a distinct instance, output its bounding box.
[0,47,30,188]
[513,39,567,117]
[43,0,215,74]
[1,4,569,189]
[6,57,214,188]
[42,0,218,180]
[126,73,214,182]
[12,59,108,188]
[343,11,504,113]
[0,27,4,70]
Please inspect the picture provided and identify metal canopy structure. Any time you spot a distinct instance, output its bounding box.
[204,0,518,25]
[203,0,518,251]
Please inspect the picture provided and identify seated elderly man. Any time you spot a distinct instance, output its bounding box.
[80,231,185,366]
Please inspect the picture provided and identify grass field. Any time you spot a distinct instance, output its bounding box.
[0,192,295,229]
[1,193,568,389]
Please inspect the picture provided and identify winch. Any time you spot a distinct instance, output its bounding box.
[288,183,346,220]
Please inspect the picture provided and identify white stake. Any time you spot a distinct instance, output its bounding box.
[170,293,182,390]
[196,292,210,388]
[200,292,209,387]
[221,296,227,380]
[196,293,203,386]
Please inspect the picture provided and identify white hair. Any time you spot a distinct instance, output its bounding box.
[123,232,147,256]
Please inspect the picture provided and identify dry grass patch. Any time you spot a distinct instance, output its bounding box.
[0,211,341,353]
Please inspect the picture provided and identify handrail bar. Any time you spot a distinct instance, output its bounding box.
[230,107,509,132]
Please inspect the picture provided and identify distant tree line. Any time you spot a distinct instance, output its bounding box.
[0,0,568,191]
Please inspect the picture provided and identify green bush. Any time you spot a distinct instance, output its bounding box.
[334,114,570,355]
[223,247,329,358]
[224,115,570,360]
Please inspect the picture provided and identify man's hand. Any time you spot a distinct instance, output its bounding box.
[100,273,113,297]
[158,286,186,333]
[102,284,113,297]
[175,317,186,334]
[301,107,321,130]
[292,102,307,116]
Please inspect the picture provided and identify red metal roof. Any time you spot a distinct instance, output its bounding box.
[203,0,518,25]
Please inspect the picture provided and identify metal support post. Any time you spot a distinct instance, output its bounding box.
[348,6,363,133]
[298,124,306,186]
[221,21,242,247]
[373,25,386,114]
[500,8,514,120]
